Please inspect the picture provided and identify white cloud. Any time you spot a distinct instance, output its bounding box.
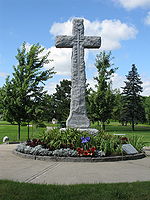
[111,73,150,96]
[0,72,8,78]
[24,43,71,76]
[144,11,150,25]
[49,18,137,75]
[115,0,150,10]
[98,19,137,50]
[44,46,72,76]
[43,73,150,97]
[86,73,125,92]
[50,18,137,51]
[111,73,125,91]
[25,18,137,77]
[50,20,72,36]
[142,76,150,96]
[44,81,58,95]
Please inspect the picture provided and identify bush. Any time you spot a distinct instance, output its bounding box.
[94,132,123,156]
[53,148,77,157]
[21,122,28,126]
[128,135,145,152]
[36,123,46,128]
[39,128,90,149]
[16,144,53,156]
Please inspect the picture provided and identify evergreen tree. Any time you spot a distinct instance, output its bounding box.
[89,51,117,130]
[3,42,55,139]
[121,64,146,131]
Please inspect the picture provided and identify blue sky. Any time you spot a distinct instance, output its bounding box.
[0,0,150,95]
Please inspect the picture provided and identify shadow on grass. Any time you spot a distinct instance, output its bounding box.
[0,180,150,200]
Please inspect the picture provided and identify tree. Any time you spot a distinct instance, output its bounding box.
[89,51,117,130]
[144,96,150,125]
[39,94,55,122]
[112,89,123,122]
[3,42,55,140]
[52,79,71,122]
[121,64,146,131]
[0,87,4,119]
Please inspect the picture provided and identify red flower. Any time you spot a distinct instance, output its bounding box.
[120,137,128,144]
[76,147,84,156]
[76,146,96,156]
[83,150,89,156]
[90,147,96,153]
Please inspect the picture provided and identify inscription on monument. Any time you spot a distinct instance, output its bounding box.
[55,19,101,128]
[122,144,138,155]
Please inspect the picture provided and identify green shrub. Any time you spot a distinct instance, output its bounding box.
[39,128,91,149]
[94,132,122,156]
[21,122,28,126]
[128,135,145,152]
[36,123,46,128]
[37,129,144,156]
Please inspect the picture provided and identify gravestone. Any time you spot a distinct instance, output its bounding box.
[122,144,138,155]
[55,18,101,128]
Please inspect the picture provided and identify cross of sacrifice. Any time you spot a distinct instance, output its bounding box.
[55,18,101,128]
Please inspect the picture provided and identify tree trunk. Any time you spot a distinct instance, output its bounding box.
[131,118,135,131]
[27,121,30,140]
[101,122,105,131]
[18,123,21,140]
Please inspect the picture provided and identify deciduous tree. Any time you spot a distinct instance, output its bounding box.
[52,79,71,122]
[3,42,55,139]
[89,51,117,130]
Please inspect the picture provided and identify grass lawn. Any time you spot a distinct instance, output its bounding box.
[0,121,150,146]
[0,121,46,143]
[92,122,150,146]
[0,180,150,200]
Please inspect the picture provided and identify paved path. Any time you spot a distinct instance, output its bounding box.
[0,144,150,185]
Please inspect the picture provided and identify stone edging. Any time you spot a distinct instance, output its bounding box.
[13,150,146,162]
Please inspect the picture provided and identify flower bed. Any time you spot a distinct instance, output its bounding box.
[15,128,146,161]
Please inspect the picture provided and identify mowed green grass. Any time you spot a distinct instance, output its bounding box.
[107,122,150,146]
[0,121,150,146]
[0,121,45,142]
[0,180,150,200]
[92,122,150,146]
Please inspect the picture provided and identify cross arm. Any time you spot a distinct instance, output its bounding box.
[83,36,101,49]
[55,36,75,48]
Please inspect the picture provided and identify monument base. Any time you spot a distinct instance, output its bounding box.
[60,128,99,135]
[66,113,90,128]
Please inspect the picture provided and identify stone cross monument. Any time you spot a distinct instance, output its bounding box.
[55,18,101,128]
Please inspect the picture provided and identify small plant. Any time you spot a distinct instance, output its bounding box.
[16,144,53,156]
[16,128,144,157]
[26,139,45,147]
[76,147,97,156]
[36,122,46,128]
[128,135,145,152]
[95,133,122,156]
[53,148,77,157]
[120,137,128,144]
